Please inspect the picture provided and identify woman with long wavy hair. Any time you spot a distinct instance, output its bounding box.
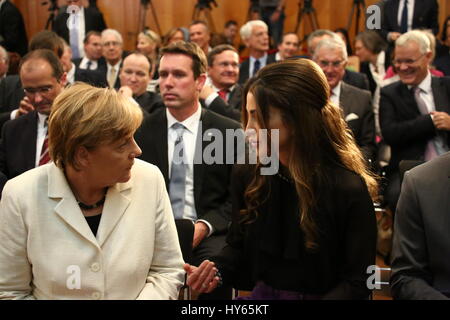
[184,58,379,299]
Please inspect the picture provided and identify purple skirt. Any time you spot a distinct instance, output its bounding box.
[235,281,323,300]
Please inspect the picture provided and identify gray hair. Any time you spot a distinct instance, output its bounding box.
[313,37,348,61]
[307,29,339,53]
[396,30,431,54]
[101,28,123,44]
[240,20,268,42]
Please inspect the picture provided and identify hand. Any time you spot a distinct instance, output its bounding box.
[389,32,401,42]
[184,260,220,293]
[431,111,450,130]
[118,86,133,98]
[16,96,35,118]
[199,84,215,101]
[192,221,209,248]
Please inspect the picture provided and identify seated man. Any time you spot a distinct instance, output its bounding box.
[390,152,450,299]
[275,32,299,61]
[119,52,162,114]
[380,30,450,212]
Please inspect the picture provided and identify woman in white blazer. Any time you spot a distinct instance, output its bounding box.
[0,83,185,299]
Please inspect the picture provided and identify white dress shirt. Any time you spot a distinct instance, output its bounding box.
[249,54,268,78]
[79,56,98,70]
[330,81,342,106]
[69,5,86,58]
[397,0,415,32]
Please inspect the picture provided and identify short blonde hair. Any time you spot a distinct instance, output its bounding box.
[48,82,143,169]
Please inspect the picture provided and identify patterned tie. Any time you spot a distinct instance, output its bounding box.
[169,123,187,219]
[69,12,80,59]
[253,59,261,77]
[413,87,438,161]
[218,89,229,102]
[400,0,408,33]
[39,119,50,166]
[108,67,116,88]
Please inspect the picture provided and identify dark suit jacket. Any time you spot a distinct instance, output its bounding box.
[390,152,450,299]
[379,77,450,171]
[228,84,243,113]
[0,0,27,56]
[134,107,241,234]
[52,6,106,45]
[342,69,370,92]
[0,111,38,179]
[0,75,24,132]
[204,95,241,122]
[238,53,276,85]
[339,82,377,163]
[135,91,163,114]
[380,0,439,41]
[74,66,108,88]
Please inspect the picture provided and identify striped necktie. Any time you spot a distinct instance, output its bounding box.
[39,119,50,166]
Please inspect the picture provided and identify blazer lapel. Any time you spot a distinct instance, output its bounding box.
[48,164,99,248]
[193,109,208,208]
[339,83,351,116]
[96,181,132,247]
[155,112,169,185]
[431,78,450,113]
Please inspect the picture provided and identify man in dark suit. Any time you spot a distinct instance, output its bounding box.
[390,152,450,299]
[238,20,276,85]
[99,29,125,89]
[380,0,439,43]
[135,41,240,300]
[313,37,376,164]
[52,0,106,59]
[307,29,370,91]
[0,49,66,180]
[119,52,162,114]
[0,0,27,57]
[205,44,242,121]
[380,30,450,212]
[73,31,104,71]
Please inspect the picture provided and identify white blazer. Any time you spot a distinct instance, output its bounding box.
[0,159,184,300]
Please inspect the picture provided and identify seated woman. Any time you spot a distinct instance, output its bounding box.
[185,59,379,299]
[136,29,161,79]
[0,83,184,299]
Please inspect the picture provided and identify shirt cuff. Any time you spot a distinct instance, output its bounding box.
[10,109,18,120]
[196,219,214,237]
[204,92,218,108]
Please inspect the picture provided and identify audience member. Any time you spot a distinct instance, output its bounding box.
[313,37,376,164]
[189,21,211,56]
[134,41,240,300]
[100,29,125,89]
[52,0,106,59]
[0,82,184,299]
[379,30,450,213]
[435,16,450,75]
[74,31,104,71]
[0,0,27,57]
[390,152,450,299]
[223,20,238,45]
[163,27,187,47]
[136,29,161,78]
[119,52,162,114]
[0,49,67,180]
[0,45,8,79]
[185,59,378,299]
[307,29,370,91]
[275,32,299,61]
[238,20,275,85]
[258,0,285,46]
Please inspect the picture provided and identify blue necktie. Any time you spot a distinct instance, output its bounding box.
[253,59,261,77]
[69,13,80,59]
[400,0,408,34]
[169,123,187,219]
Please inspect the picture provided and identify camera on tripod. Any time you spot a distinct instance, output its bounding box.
[196,0,218,9]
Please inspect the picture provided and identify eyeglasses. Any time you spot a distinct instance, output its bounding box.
[103,41,121,47]
[214,61,239,68]
[23,85,53,96]
[318,60,344,68]
[393,54,426,67]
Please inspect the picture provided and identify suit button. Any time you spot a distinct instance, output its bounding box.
[90,262,100,272]
[92,292,101,300]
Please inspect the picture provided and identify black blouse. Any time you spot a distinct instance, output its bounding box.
[214,164,377,299]
[85,213,102,236]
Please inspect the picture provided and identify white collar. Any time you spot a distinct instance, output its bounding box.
[408,71,432,92]
[331,81,342,99]
[166,102,202,134]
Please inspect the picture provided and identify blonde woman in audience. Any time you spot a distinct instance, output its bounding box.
[136,29,161,78]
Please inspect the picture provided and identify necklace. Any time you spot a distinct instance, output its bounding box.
[77,195,106,210]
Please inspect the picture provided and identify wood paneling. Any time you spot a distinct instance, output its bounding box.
[9,0,450,52]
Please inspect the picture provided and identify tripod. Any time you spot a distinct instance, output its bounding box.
[295,0,319,34]
[139,0,162,35]
[346,0,366,37]
[42,0,59,30]
[192,0,217,33]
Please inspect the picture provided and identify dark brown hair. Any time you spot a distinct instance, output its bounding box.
[160,41,207,79]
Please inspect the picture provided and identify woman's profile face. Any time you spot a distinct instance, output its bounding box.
[84,135,142,186]
[137,35,155,56]
[245,92,291,165]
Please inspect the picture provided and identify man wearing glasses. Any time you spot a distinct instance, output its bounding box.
[0,49,66,180]
[100,29,125,89]
[313,37,376,165]
[379,30,450,215]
